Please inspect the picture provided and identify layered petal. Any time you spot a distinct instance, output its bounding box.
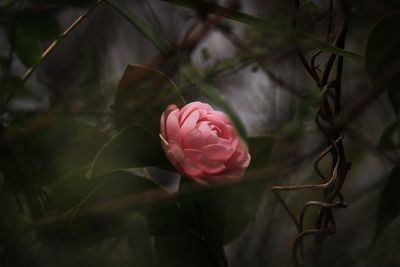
[160,104,177,139]
[184,149,226,175]
[160,101,250,185]
[165,109,181,146]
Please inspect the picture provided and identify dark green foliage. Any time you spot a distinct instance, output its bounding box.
[379,119,400,150]
[247,136,276,169]
[88,124,166,177]
[12,23,42,67]
[366,12,400,114]
[0,116,106,187]
[16,14,60,41]
[375,164,400,240]
[5,12,60,67]
[113,64,185,134]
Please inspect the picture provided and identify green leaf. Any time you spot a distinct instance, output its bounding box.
[0,75,24,101]
[162,0,364,63]
[32,0,97,7]
[199,83,247,139]
[154,232,226,267]
[18,14,61,41]
[223,180,266,244]
[48,170,162,241]
[379,119,400,150]
[113,64,185,133]
[375,164,400,241]
[88,170,161,202]
[154,182,228,266]
[295,34,364,63]
[126,212,157,267]
[247,135,276,169]
[11,22,42,67]
[106,0,173,53]
[88,124,166,177]
[48,168,95,211]
[2,116,106,186]
[365,12,400,113]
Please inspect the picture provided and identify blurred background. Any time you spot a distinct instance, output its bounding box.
[1,0,400,266]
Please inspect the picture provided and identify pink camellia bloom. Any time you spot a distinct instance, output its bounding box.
[160,101,250,185]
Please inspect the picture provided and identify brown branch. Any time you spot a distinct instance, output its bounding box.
[272,1,352,266]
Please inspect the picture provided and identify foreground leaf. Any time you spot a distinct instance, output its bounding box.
[113,64,185,133]
[247,135,276,169]
[379,119,400,150]
[17,14,60,41]
[1,116,106,186]
[366,12,400,113]
[106,0,173,53]
[375,164,400,241]
[162,0,363,63]
[11,22,42,67]
[88,124,165,177]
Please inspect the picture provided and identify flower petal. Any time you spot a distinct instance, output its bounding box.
[160,104,177,139]
[166,109,181,146]
[184,149,226,174]
[180,111,200,134]
[162,142,184,168]
[180,160,204,178]
[203,144,235,162]
[182,128,204,150]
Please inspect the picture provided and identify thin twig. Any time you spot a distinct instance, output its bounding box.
[21,1,103,83]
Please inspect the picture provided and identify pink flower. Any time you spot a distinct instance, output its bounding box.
[160,101,250,185]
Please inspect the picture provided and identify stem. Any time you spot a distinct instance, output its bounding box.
[21,1,103,83]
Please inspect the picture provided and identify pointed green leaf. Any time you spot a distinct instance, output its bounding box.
[162,0,364,63]
[379,119,400,150]
[375,164,400,241]
[106,0,173,53]
[113,64,185,133]
[88,124,165,177]
[18,14,61,41]
[248,135,276,169]
[366,12,400,113]
[223,180,266,244]
[11,23,42,67]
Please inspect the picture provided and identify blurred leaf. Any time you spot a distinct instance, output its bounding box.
[279,119,303,141]
[126,212,157,267]
[366,12,400,113]
[375,164,400,241]
[11,22,42,67]
[162,0,364,63]
[146,199,185,235]
[154,232,225,267]
[17,14,60,41]
[1,116,106,186]
[113,64,185,133]
[88,170,161,202]
[49,170,162,240]
[48,168,94,211]
[379,119,400,150]
[88,124,165,177]
[248,135,276,169]
[32,0,97,7]
[176,180,265,246]
[106,0,173,53]
[0,56,7,67]
[223,180,266,244]
[0,75,24,101]
[296,88,320,119]
[295,34,364,63]
[199,83,247,139]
